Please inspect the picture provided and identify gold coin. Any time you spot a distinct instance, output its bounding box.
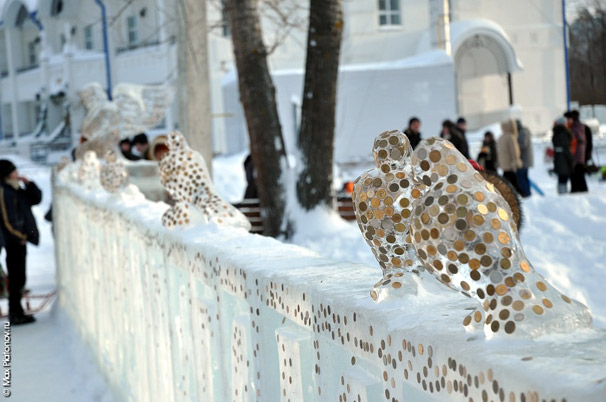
[491,219,501,230]
[375,209,385,219]
[536,281,547,292]
[542,298,553,308]
[498,232,510,244]
[445,155,457,165]
[483,232,494,243]
[411,189,421,198]
[477,204,488,215]
[457,194,469,205]
[421,213,430,224]
[400,198,410,208]
[532,305,544,315]
[475,192,485,202]
[384,196,393,206]
[385,207,394,216]
[395,223,406,232]
[469,259,481,270]
[497,208,509,221]
[447,251,458,261]
[427,245,437,256]
[371,198,380,208]
[463,316,472,326]
[487,202,497,212]
[429,150,442,162]
[464,230,476,241]
[496,285,508,295]
[512,300,524,311]
[454,240,465,251]
[520,289,532,299]
[457,162,468,172]
[505,277,516,287]
[486,182,495,192]
[474,311,482,322]
[520,261,530,272]
[437,165,449,176]
[562,295,571,303]
[473,215,485,226]
[446,185,457,193]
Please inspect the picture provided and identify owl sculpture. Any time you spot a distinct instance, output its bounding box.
[159,131,251,231]
[75,82,175,160]
[353,131,592,338]
[100,150,129,193]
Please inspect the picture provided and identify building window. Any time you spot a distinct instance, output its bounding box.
[221,0,230,37]
[378,0,401,26]
[85,25,94,50]
[28,41,37,65]
[127,16,138,46]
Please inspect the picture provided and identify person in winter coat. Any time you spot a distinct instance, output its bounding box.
[476,131,498,173]
[243,154,258,199]
[440,120,469,158]
[515,120,534,197]
[552,117,574,194]
[497,119,523,194]
[0,160,42,325]
[119,138,141,161]
[564,111,588,192]
[403,117,422,150]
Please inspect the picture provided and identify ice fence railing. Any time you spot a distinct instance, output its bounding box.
[52,164,606,402]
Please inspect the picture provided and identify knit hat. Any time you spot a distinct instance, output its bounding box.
[555,117,567,126]
[0,160,16,179]
[132,133,149,145]
[456,117,467,125]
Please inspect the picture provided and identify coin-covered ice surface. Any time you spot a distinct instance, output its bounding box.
[352,130,427,302]
[354,132,592,338]
[77,151,101,190]
[100,150,129,193]
[159,131,251,231]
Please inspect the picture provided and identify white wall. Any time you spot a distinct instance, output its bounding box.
[53,173,606,402]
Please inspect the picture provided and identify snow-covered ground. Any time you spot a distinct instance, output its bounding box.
[0,129,603,400]
[213,136,606,328]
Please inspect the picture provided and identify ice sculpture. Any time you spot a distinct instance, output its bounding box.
[352,130,426,301]
[77,151,101,190]
[159,131,251,230]
[100,150,129,193]
[75,82,175,160]
[353,131,592,337]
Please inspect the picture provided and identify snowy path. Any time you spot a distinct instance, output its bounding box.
[0,157,115,402]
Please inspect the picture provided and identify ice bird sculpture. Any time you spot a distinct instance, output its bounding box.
[75,82,175,160]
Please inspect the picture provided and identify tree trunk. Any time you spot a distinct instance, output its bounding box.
[296,0,343,210]
[177,0,213,173]
[224,0,286,237]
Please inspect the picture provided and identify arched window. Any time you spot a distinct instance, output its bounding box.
[51,0,64,16]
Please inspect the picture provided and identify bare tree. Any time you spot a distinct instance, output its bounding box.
[296,0,343,210]
[569,0,606,105]
[224,0,286,237]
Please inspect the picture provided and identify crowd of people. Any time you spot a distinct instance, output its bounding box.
[118,133,170,162]
[403,110,595,197]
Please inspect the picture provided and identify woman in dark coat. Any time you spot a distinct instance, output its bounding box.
[477,131,498,173]
[552,118,574,194]
[0,160,42,325]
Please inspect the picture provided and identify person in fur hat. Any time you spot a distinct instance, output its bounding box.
[0,160,42,325]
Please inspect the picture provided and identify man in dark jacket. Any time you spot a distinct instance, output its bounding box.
[0,160,42,325]
[403,117,422,150]
[441,120,470,158]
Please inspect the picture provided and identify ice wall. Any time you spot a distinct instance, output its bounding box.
[53,179,606,402]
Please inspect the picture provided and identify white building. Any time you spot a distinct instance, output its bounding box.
[0,0,568,164]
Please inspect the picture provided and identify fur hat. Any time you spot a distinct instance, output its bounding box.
[0,160,16,180]
[555,117,567,126]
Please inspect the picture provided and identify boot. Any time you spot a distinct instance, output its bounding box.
[557,183,567,194]
[9,314,36,326]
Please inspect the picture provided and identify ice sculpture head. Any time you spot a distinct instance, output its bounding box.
[159,131,251,231]
[372,130,413,168]
[79,82,108,110]
[100,150,129,193]
[354,133,592,338]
